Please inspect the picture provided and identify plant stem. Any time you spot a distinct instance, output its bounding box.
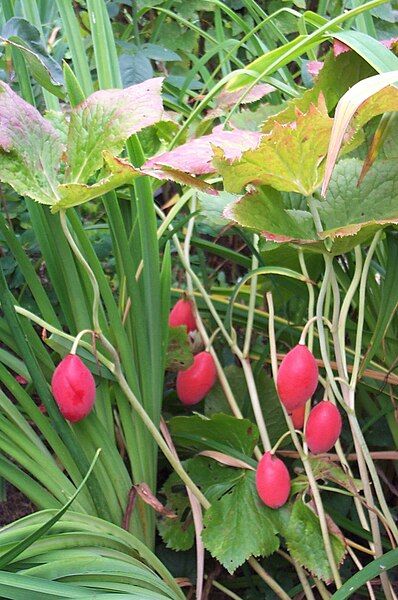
[298,249,315,351]
[243,234,259,357]
[267,291,342,588]
[248,557,291,600]
[278,550,316,600]
[59,210,210,510]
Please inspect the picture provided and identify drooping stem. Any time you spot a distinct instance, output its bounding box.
[59,210,210,509]
[267,292,342,588]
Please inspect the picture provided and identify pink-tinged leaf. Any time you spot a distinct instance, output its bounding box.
[198,450,255,471]
[307,60,324,77]
[134,483,177,518]
[0,82,63,205]
[215,83,275,108]
[333,39,350,57]
[380,37,398,50]
[66,77,165,183]
[143,125,261,175]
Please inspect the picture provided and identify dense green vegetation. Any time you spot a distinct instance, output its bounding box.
[0,1,397,598]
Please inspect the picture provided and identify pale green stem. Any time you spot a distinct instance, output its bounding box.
[278,550,316,600]
[271,429,303,454]
[316,257,344,404]
[71,329,94,355]
[59,211,101,333]
[347,547,376,600]
[59,211,210,510]
[337,246,363,379]
[267,291,342,588]
[172,200,271,453]
[350,231,382,389]
[14,307,114,372]
[243,234,259,357]
[298,249,315,351]
[248,557,291,600]
[299,316,333,345]
[207,578,244,600]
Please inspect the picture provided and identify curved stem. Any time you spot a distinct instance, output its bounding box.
[71,329,94,355]
[267,292,342,588]
[59,210,210,510]
[59,211,101,333]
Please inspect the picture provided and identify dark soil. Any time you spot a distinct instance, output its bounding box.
[0,483,35,527]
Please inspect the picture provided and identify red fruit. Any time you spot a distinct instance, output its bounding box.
[176,351,217,405]
[276,344,319,411]
[290,404,306,429]
[169,298,197,332]
[305,401,342,454]
[51,354,96,422]
[256,452,291,509]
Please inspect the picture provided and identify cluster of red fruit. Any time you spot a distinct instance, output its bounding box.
[50,300,342,514]
[256,344,342,509]
[169,298,217,404]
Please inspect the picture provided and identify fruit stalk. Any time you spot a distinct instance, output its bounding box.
[267,292,342,588]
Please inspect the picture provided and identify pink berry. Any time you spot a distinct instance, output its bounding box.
[176,351,217,405]
[169,298,197,332]
[305,401,342,454]
[256,452,291,509]
[290,404,306,429]
[51,354,96,422]
[276,344,319,411]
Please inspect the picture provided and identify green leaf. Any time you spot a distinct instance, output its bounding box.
[159,456,245,551]
[0,82,63,205]
[196,190,236,227]
[202,470,279,573]
[286,500,346,582]
[205,366,287,447]
[66,78,165,183]
[169,413,259,455]
[165,326,194,372]
[315,158,398,240]
[331,548,398,600]
[262,51,374,130]
[308,457,363,493]
[1,18,65,99]
[226,158,398,253]
[53,152,141,212]
[141,43,181,62]
[332,30,398,73]
[215,99,333,195]
[0,450,100,569]
[119,52,153,87]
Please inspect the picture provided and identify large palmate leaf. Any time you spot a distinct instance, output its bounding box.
[1,18,65,99]
[225,158,398,254]
[285,500,346,582]
[0,82,63,205]
[202,470,280,573]
[214,99,333,196]
[66,77,165,183]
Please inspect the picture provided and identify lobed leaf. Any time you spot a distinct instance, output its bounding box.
[215,99,333,196]
[286,500,346,582]
[202,470,279,574]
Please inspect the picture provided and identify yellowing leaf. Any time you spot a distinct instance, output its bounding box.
[322,70,398,196]
[214,99,333,196]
